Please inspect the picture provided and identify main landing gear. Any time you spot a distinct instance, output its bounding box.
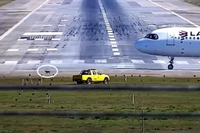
[168,56,174,70]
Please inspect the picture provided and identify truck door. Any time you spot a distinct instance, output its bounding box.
[92,71,98,81]
[166,31,175,46]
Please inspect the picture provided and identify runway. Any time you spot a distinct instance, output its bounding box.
[1,0,200,76]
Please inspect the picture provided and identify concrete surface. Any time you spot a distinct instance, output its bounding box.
[1,0,200,77]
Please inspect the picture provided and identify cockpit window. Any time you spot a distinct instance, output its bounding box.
[144,34,159,40]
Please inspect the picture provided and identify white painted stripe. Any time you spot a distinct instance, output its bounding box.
[112,48,119,52]
[35,38,44,41]
[4,61,18,65]
[107,27,112,30]
[27,60,41,64]
[114,52,120,55]
[17,39,27,41]
[27,48,38,51]
[73,60,85,63]
[111,45,118,47]
[111,41,117,44]
[131,59,145,64]
[174,61,188,64]
[23,32,63,36]
[109,35,114,38]
[198,61,200,64]
[0,0,49,41]
[58,24,66,27]
[153,60,166,64]
[110,38,115,41]
[107,30,113,33]
[52,38,61,41]
[7,49,19,52]
[106,25,111,28]
[47,48,58,51]
[61,20,68,22]
[95,59,107,63]
[44,24,52,26]
[50,60,63,64]
[108,33,113,35]
[148,0,199,27]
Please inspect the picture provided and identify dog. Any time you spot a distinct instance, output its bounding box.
[45,70,50,74]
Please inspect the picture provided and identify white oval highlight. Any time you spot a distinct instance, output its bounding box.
[36,64,58,78]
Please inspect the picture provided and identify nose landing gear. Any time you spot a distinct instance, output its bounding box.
[168,56,174,70]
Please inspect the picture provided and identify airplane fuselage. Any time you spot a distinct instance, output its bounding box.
[135,27,200,57]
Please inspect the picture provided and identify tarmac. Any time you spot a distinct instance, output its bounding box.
[1,0,200,78]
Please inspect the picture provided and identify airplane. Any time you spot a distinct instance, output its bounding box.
[134,27,200,70]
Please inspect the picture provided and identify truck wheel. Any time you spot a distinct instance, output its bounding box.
[86,78,92,84]
[103,78,108,84]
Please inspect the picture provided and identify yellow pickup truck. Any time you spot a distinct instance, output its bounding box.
[72,69,110,84]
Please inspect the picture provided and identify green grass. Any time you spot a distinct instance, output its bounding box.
[0,0,14,6]
[0,91,200,133]
[0,76,200,132]
[184,0,200,6]
[1,75,200,85]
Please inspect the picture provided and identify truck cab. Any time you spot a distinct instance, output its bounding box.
[72,69,110,84]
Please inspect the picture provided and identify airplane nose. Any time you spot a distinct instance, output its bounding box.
[134,40,143,51]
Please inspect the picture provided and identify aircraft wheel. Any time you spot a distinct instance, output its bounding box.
[168,64,173,70]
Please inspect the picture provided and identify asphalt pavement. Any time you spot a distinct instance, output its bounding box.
[1,0,200,76]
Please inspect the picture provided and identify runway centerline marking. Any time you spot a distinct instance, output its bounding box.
[98,0,120,56]
[0,0,49,41]
[148,0,199,27]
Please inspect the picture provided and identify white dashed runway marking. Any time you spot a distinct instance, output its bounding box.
[98,0,120,56]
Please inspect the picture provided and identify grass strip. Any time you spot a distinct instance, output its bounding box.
[0,0,14,6]
[184,0,200,6]
[0,76,200,85]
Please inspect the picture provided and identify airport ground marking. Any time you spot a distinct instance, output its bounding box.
[27,60,41,64]
[7,49,19,52]
[153,60,166,64]
[50,60,63,64]
[131,60,145,64]
[47,48,58,51]
[17,39,27,41]
[98,0,120,56]
[23,32,63,36]
[0,59,197,65]
[27,49,39,51]
[112,48,119,52]
[149,0,199,27]
[95,59,107,63]
[4,61,18,65]
[0,0,49,41]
